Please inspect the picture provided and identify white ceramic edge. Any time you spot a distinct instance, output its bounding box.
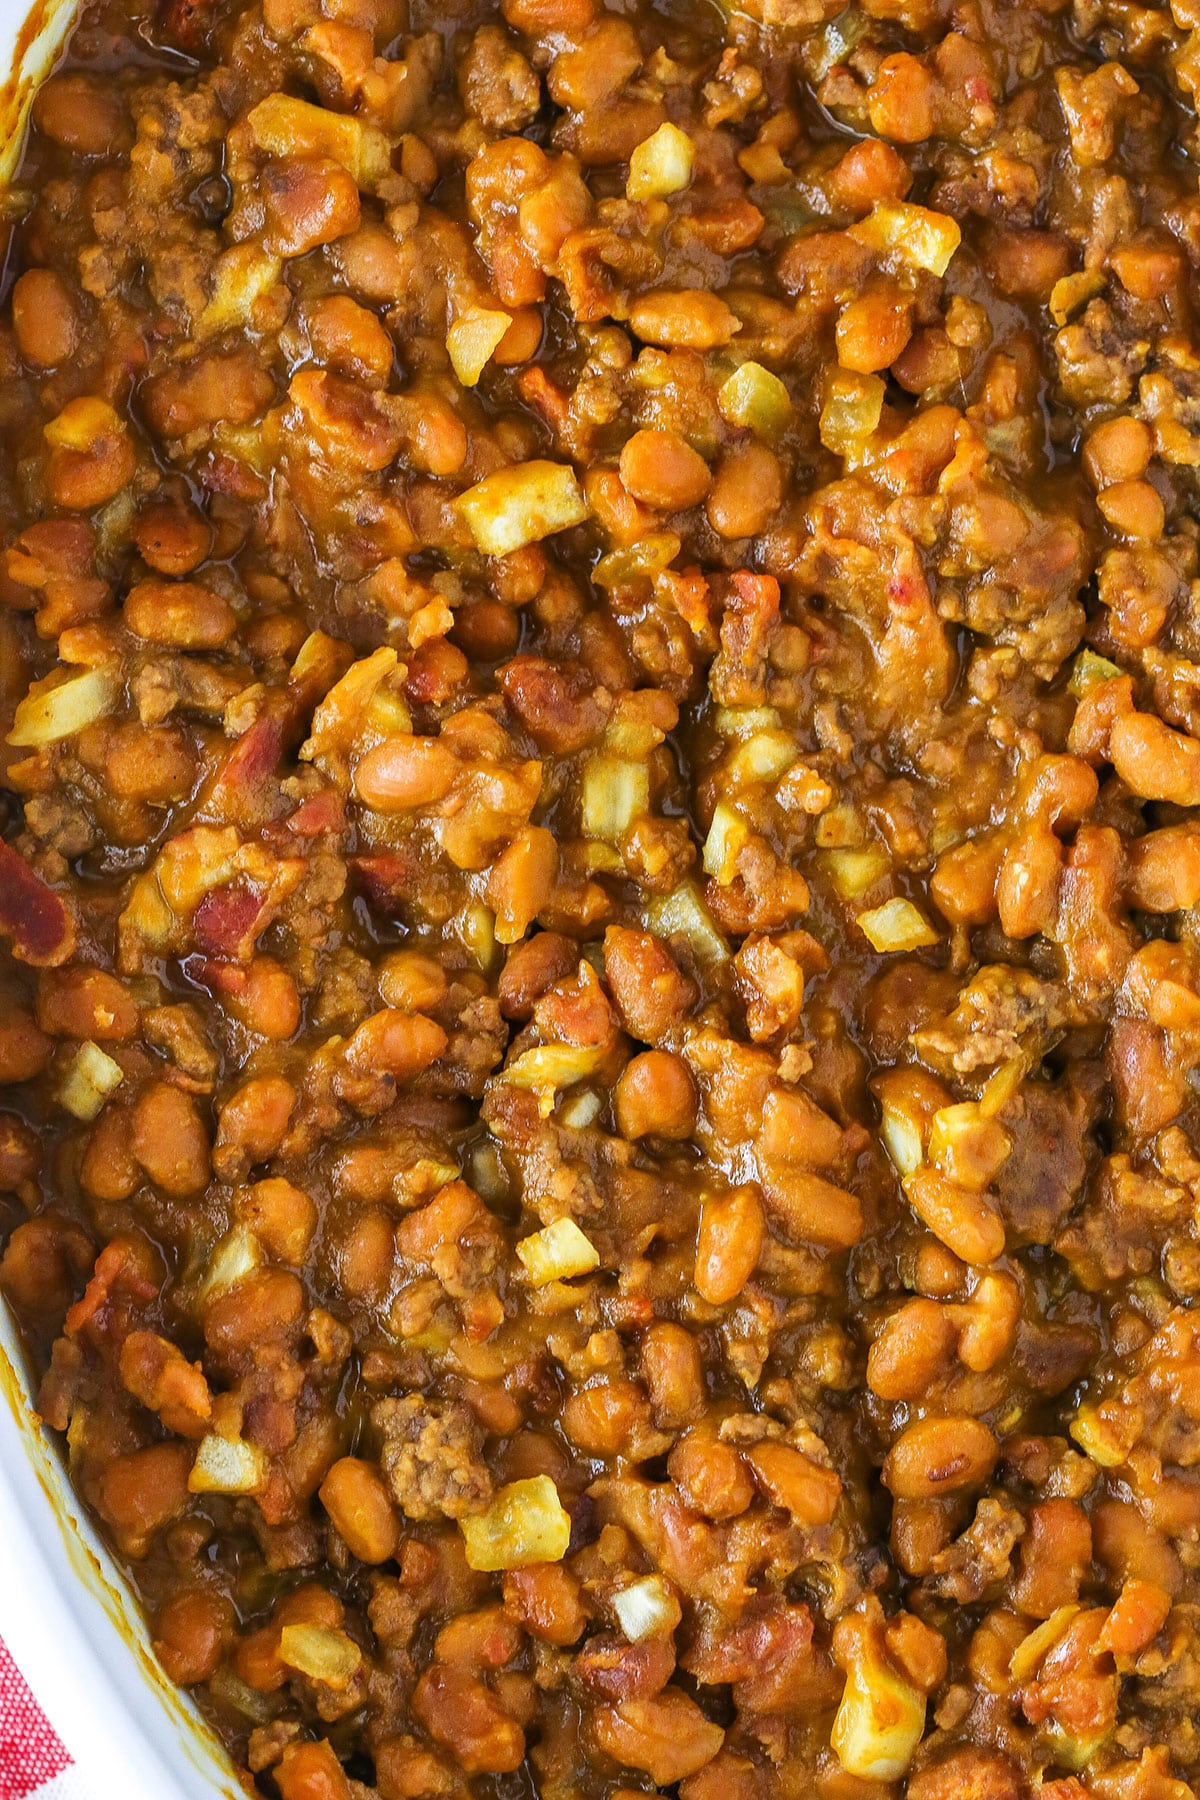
[0,1331,237,1800]
[0,2,238,1794]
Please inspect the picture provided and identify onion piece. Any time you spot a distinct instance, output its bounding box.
[460,1475,572,1572]
[856,898,939,954]
[718,361,792,439]
[277,1624,363,1689]
[58,1040,124,1122]
[188,1432,268,1496]
[456,461,588,556]
[447,307,511,387]
[612,1575,681,1642]
[627,123,694,201]
[516,1217,600,1286]
[8,667,119,748]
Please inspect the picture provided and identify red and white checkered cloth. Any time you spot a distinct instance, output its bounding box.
[0,1639,84,1800]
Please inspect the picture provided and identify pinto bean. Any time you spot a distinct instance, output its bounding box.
[693,1187,764,1305]
[319,1457,400,1563]
[1109,713,1200,806]
[882,1417,998,1500]
[619,429,712,511]
[124,580,237,649]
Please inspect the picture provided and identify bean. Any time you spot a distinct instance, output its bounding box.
[97,1442,193,1552]
[45,397,135,509]
[344,1009,448,1078]
[867,1299,957,1402]
[619,429,712,511]
[133,496,211,575]
[615,1050,697,1140]
[905,1167,1005,1266]
[204,1268,304,1354]
[37,967,138,1040]
[0,1008,51,1082]
[503,1564,587,1646]
[836,290,913,373]
[1109,712,1200,806]
[563,1378,652,1456]
[354,736,461,810]
[276,1741,353,1800]
[124,579,237,649]
[1098,479,1164,539]
[12,269,79,368]
[105,724,198,805]
[34,74,127,154]
[706,442,783,540]
[1126,825,1200,911]
[882,1416,998,1500]
[153,1588,235,1685]
[264,155,361,258]
[212,1075,295,1180]
[1084,416,1153,487]
[641,1321,704,1427]
[412,1663,525,1776]
[746,1441,842,1525]
[131,1082,211,1195]
[629,290,738,350]
[694,1186,764,1305]
[319,1457,400,1564]
[238,1177,317,1263]
[667,1430,755,1519]
[488,825,558,945]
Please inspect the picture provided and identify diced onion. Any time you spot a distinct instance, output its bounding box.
[456,461,588,556]
[581,756,650,843]
[702,801,750,885]
[516,1217,600,1286]
[856,898,939,953]
[57,1041,124,1122]
[1049,269,1105,327]
[1069,649,1122,697]
[726,729,797,786]
[446,308,511,387]
[207,1666,275,1722]
[1069,1403,1129,1469]
[878,1101,924,1179]
[188,1432,268,1496]
[820,370,885,458]
[558,1087,602,1129]
[1009,1606,1081,1684]
[246,93,390,187]
[850,200,962,278]
[199,244,281,333]
[612,1574,681,1642]
[822,847,889,898]
[454,901,499,974]
[8,667,119,748]
[592,533,681,591]
[460,1475,572,1572]
[714,705,782,738]
[277,1624,363,1689]
[627,123,695,201]
[718,361,793,438]
[832,1659,926,1781]
[501,1043,606,1117]
[928,1102,1011,1187]
[645,882,729,965]
[199,1226,264,1301]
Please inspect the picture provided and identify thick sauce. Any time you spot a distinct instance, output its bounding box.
[2,0,1200,1796]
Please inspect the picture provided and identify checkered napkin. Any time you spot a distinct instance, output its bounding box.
[0,1639,88,1800]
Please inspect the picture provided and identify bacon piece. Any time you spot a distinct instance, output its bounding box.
[0,840,77,966]
[192,881,266,959]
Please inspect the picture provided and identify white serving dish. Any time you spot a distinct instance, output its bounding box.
[0,3,240,1792]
